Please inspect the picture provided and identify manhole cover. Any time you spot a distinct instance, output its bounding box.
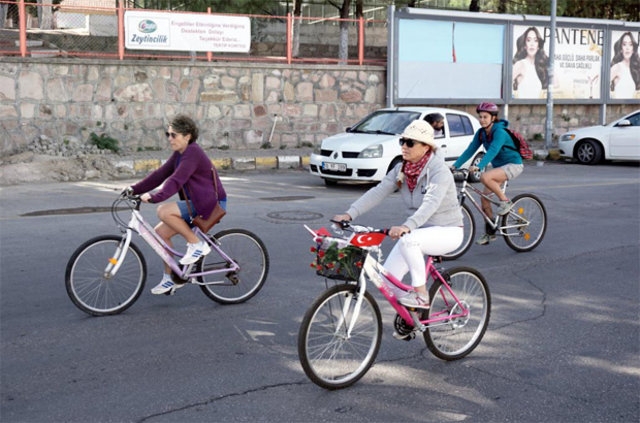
[265,210,324,222]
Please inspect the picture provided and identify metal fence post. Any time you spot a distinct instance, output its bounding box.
[358,16,364,66]
[18,0,26,57]
[118,2,124,60]
[286,12,292,64]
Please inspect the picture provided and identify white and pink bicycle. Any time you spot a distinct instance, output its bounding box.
[65,191,269,316]
[297,221,491,390]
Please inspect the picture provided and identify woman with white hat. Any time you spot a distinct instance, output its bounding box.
[333,119,463,313]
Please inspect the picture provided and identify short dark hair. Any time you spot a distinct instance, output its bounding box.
[425,113,444,125]
[170,114,199,144]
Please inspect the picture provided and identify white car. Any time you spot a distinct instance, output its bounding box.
[309,107,483,185]
[558,110,640,165]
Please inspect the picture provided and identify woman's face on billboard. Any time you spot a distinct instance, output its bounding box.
[525,30,539,57]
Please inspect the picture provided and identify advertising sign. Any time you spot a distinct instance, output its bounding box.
[608,30,640,100]
[512,25,604,100]
[125,10,251,53]
[396,19,504,101]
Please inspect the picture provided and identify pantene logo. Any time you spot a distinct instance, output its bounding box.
[137,20,157,33]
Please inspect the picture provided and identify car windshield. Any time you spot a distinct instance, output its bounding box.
[350,111,421,135]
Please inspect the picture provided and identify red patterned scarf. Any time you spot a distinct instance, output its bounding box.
[402,151,432,192]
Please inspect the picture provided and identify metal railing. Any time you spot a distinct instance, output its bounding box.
[0,0,387,65]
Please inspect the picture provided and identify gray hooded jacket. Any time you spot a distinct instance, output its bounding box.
[346,152,463,230]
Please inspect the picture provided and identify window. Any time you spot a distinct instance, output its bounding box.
[446,114,474,137]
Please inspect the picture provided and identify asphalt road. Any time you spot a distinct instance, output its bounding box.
[1,161,638,423]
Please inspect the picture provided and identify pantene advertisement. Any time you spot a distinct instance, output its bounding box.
[512,25,603,100]
[609,30,640,100]
[125,10,250,53]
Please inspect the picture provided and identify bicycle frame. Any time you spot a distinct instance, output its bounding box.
[105,203,239,284]
[458,179,530,236]
[359,253,469,333]
[312,228,470,339]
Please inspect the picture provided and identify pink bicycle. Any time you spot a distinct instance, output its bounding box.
[298,221,491,390]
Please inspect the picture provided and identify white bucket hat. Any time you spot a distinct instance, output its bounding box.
[400,120,437,149]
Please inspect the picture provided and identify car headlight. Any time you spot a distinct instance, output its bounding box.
[313,144,322,154]
[358,144,383,158]
[560,134,576,142]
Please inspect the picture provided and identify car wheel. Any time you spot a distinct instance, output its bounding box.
[468,152,484,182]
[575,139,603,165]
[323,178,338,186]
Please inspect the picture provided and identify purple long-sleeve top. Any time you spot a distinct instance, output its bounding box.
[131,143,225,220]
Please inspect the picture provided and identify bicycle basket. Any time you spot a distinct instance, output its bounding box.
[310,237,367,281]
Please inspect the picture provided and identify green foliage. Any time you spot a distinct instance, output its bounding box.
[260,142,273,149]
[89,132,119,153]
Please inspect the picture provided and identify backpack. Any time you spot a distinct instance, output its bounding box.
[504,128,533,160]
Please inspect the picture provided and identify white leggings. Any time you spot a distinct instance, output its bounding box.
[384,226,463,288]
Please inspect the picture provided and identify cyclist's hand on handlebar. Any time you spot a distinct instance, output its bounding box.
[332,214,352,224]
[140,193,152,203]
[121,186,134,197]
[469,165,479,173]
[389,225,410,240]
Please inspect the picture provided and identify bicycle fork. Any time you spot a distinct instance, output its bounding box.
[104,230,133,279]
[334,282,367,339]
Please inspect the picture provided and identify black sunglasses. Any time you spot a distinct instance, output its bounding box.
[399,137,419,148]
[165,131,179,139]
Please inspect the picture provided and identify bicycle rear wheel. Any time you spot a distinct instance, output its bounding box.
[443,203,475,261]
[424,267,490,361]
[65,235,146,316]
[198,229,269,304]
[501,193,547,252]
[298,284,382,390]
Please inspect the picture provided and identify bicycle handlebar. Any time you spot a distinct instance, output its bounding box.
[329,219,389,236]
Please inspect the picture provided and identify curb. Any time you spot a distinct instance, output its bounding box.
[114,154,312,175]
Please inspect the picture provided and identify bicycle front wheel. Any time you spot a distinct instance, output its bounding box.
[198,229,269,304]
[501,193,547,252]
[424,267,490,361]
[443,203,475,261]
[65,235,147,316]
[298,284,382,390]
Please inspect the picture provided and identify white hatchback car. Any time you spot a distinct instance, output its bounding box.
[558,110,640,165]
[309,107,483,185]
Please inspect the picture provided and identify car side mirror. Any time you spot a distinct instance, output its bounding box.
[616,119,632,127]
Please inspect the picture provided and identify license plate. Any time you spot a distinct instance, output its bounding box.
[322,162,347,172]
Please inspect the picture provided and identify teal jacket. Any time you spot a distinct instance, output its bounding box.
[453,119,522,170]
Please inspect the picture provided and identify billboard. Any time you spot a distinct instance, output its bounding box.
[390,8,640,105]
[609,30,640,100]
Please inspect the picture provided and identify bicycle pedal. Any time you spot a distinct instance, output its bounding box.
[392,331,415,341]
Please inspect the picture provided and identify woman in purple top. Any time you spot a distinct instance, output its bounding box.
[128,114,226,295]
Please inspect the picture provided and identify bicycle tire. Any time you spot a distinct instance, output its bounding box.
[423,266,490,361]
[298,284,382,390]
[198,228,269,304]
[442,203,475,261]
[501,193,547,252]
[65,235,146,316]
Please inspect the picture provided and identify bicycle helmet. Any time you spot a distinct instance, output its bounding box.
[476,102,499,115]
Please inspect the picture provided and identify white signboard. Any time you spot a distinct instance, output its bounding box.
[125,10,251,53]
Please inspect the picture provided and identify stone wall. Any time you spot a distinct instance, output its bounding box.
[0,57,636,156]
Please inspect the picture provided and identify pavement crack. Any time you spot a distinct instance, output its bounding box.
[137,381,307,422]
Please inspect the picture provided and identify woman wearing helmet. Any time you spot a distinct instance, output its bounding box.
[451,102,524,245]
[333,120,463,317]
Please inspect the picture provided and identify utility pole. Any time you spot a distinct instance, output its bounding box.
[545,0,557,151]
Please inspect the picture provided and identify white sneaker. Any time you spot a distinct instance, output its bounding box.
[179,241,211,265]
[398,291,430,309]
[151,276,185,295]
[496,200,513,216]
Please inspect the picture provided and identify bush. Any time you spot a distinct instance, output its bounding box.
[89,132,119,153]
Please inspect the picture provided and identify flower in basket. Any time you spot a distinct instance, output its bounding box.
[314,240,365,281]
